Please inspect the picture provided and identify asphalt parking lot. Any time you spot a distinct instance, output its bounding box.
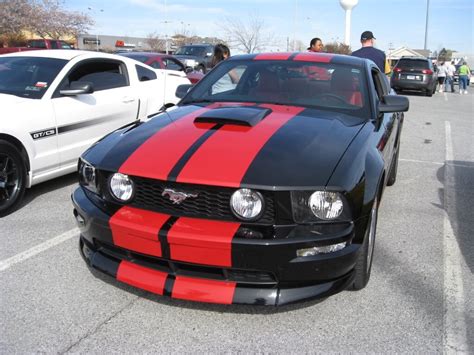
[1,89,473,353]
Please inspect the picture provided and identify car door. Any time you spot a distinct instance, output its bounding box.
[370,67,397,169]
[51,58,139,169]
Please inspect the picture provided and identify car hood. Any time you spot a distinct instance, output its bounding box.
[0,93,31,105]
[83,103,365,189]
[173,55,202,62]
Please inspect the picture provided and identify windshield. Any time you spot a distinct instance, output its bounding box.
[0,57,67,99]
[396,59,430,69]
[181,59,370,118]
[175,46,206,56]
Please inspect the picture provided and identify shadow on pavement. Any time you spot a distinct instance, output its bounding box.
[436,161,474,273]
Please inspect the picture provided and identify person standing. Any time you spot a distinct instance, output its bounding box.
[351,31,389,74]
[445,61,456,93]
[307,38,323,52]
[458,61,471,94]
[437,61,447,93]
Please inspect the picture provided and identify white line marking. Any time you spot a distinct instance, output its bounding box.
[399,158,473,168]
[0,228,79,272]
[444,92,448,102]
[443,121,468,354]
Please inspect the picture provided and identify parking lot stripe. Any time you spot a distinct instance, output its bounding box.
[0,228,79,272]
[443,121,468,353]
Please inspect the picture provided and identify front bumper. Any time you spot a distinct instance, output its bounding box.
[73,187,362,306]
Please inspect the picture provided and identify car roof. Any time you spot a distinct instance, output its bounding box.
[228,52,366,66]
[0,49,134,62]
[121,52,169,58]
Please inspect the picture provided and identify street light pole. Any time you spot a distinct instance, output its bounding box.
[87,6,104,51]
[424,0,430,50]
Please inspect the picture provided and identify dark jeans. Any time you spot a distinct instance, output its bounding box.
[459,75,468,91]
[445,76,455,92]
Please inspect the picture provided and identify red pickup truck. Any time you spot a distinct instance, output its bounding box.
[0,39,73,55]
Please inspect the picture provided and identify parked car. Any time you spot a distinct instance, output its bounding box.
[390,56,438,96]
[0,39,73,55]
[174,44,214,73]
[0,50,190,216]
[118,51,204,84]
[72,52,409,306]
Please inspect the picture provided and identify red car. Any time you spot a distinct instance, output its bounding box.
[118,52,204,84]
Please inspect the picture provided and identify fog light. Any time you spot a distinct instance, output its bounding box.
[296,242,347,257]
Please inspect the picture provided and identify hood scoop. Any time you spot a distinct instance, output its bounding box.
[194,106,271,127]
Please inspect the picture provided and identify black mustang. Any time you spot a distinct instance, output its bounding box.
[72,52,409,306]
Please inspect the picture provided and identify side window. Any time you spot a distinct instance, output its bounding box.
[371,68,388,100]
[136,64,157,82]
[51,41,58,49]
[65,60,128,91]
[164,58,184,71]
[60,41,72,49]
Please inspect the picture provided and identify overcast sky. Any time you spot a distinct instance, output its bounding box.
[67,0,474,54]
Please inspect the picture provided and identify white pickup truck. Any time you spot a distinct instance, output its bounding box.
[0,50,190,215]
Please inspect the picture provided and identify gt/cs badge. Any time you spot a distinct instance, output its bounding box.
[162,188,198,204]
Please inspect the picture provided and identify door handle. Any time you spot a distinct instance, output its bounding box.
[122,97,136,103]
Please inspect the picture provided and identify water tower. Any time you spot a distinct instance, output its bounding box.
[339,0,359,45]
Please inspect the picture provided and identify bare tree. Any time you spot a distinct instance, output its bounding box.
[0,0,93,44]
[222,14,273,53]
[31,0,93,38]
[324,41,352,55]
[146,32,165,52]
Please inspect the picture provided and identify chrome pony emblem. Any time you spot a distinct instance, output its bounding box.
[162,188,198,204]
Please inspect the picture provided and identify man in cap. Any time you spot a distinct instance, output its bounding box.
[307,38,323,52]
[351,31,387,73]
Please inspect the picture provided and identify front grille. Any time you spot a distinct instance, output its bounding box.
[130,177,275,224]
[95,240,277,285]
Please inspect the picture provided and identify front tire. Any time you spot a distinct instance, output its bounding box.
[0,140,27,217]
[387,145,400,186]
[351,196,378,290]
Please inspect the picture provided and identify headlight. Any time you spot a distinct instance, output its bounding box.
[79,158,97,194]
[230,188,264,221]
[291,190,348,222]
[309,191,344,220]
[109,173,134,202]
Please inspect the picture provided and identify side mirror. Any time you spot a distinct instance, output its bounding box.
[379,95,409,113]
[60,81,94,96]
[175,84,193,99]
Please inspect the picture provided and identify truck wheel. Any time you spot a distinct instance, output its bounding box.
[351,195,378,290]
[0,140,27,217]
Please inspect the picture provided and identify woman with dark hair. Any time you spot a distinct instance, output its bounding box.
[211,43,231,67]
[211,43,239,94]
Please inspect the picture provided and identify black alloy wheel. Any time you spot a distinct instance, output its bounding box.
[0,140,26,217]
[351,195,378,290]
[196,65,206,74]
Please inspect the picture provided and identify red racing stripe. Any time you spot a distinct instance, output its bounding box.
[167,217,240,267]
[293,52,334,63]
[117,260,167,295]
[172,276,236,304]
[254,53,293,60]
[118,105,217,180]
[176,105,305,187]
[109,206,170,257]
